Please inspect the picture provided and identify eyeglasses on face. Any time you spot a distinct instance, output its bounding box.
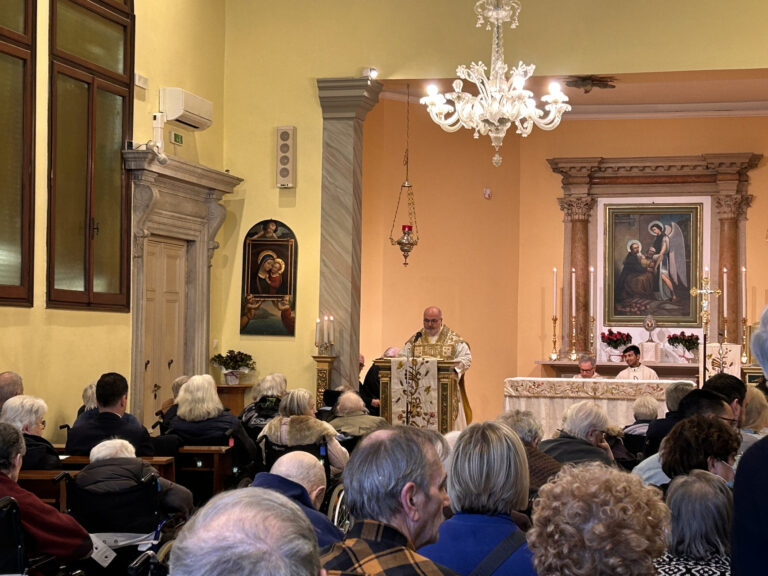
[717,415,738,428]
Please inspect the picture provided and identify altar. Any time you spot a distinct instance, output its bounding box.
[503,377,694,440]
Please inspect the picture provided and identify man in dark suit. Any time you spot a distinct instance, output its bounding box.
[66,372,154,456]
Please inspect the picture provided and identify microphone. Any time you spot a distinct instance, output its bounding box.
[413,331,423,344]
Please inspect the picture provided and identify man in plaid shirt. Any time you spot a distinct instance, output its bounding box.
[321,426,457,575]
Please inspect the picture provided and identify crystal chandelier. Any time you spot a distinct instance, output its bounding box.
[420,0,571,167]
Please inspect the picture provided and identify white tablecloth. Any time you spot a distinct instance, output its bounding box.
[503,377,693,440]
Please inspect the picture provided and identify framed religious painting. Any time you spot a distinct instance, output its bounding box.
[240,219,297,336]
[604,203,702,327]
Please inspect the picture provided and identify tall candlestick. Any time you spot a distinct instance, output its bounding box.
[571,268,576,314]
[315,318,321,347]
[704,266,709,280]
[323,315,328,345]
[552,268,557,315]
[329,316,335,345]
[589,266,595,318]
[722,267,727,317]
[742,266,747,319]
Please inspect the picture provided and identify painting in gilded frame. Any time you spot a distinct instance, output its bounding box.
[240,219,297,336]
[605,204,702,327]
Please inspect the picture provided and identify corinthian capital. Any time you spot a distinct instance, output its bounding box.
[558,196,595,222]
[715,194,750,220]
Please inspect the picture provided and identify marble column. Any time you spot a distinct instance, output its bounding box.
[316,77,382,389]
[558,196,595,354]
[715,193,752,339]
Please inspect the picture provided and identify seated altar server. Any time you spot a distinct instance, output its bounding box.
[616,345,659,380]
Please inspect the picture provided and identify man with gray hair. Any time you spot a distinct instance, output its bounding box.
[645,380,695,456]
[498,409,562,496]
[329,392,387,437]
[321,426,455,575]
[0,371,23,409]
[539,400,615,466]
[573,355,601,379]
[169,487,324,576]
[250,451,343,547]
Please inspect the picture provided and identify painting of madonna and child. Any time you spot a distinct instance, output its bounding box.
[605,204,702,327]
[240,219,297,336]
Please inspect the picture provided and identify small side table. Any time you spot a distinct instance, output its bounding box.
[216,384,253,415]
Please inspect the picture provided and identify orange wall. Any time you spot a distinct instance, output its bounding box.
[361,97,522,422]
[363,106,768,423]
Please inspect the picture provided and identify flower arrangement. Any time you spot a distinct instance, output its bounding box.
[667,332,700,352]
[210,349,256,372]
[601,329,632,350]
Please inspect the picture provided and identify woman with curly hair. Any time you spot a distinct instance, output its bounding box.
[528,462,669,576]
[660,414,740,489]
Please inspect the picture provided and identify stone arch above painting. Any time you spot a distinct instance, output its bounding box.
[240,219,297,336]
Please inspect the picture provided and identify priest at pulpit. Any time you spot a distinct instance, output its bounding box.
[402,306,472,430]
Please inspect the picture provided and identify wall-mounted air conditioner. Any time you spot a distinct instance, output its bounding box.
[159,87,213,131]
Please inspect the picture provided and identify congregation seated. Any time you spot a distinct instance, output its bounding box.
[644,380,695,456]
[0,395,60,470]
[320,426,455,575]
[0,422,93,562]
[0,371,23,411]
[75,438,193,518]
[539,400,615,466]
[528,462,668,576]
[167,374,240,443]
[633,388,735,487]
[654,470,733,575]
[659,414,740,493]
[159,375,190,434]
[66,371,154,456]
[497,409,561,502]
[419,421,537,575]
[75,380,97,419]
[169,487,324,576]
[739,385,768,454]
[239,372,286,441]
[622,394,660,458]
[328,391,387,437]
[249,451,343,547]
[258,388,349,472]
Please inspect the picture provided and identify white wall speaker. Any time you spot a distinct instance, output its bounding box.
[276,126,296,188]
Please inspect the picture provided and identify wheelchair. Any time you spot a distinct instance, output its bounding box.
[62,472,179,575]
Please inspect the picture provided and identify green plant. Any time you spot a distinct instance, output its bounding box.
[667,332,700,352]
[600,329,632,350]
[210,349,255,371]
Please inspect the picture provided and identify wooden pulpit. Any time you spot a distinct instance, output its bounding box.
[374,358,460,433]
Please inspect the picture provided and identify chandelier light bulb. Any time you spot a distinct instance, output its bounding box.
[421,0,570,166]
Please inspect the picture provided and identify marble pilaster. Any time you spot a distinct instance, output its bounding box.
[317,77,382,389]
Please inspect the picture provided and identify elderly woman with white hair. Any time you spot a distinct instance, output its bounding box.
[539,400,615,466]
[75,439,193,517]
[419,421,537,575]
[258,388,349,471]
[168,374,241,442]
[240,372,287,440]
[0,395,60,469]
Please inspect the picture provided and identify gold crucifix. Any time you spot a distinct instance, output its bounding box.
[690,272,721,339]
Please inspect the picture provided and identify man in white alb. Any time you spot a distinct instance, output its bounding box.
[401,306,472,429]
[616,345,659,380]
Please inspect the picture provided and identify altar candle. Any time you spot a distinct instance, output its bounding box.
[323,315,328,345]
[315,318,320,347]
[329,316,335,345]
[552,268,557,315]
[742,267,747,318]
[704,266,709,281]
[722,268,727,317]
[571,268,576,314]
[589,267,595,317]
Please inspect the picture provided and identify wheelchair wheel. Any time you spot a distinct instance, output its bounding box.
[326,483,353,535]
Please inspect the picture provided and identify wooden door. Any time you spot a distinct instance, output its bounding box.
[142,237,186,427]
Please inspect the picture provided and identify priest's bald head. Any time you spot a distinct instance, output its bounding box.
[423,306,443,337]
